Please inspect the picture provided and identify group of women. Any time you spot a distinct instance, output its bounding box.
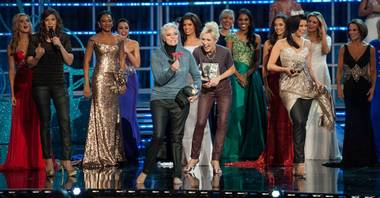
[1,4,378,189]
[2,9,141,177]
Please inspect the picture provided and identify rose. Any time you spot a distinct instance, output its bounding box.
[172,51,184,60]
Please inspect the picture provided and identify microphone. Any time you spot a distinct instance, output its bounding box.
[48,27,56,38]
[48,27,59,48]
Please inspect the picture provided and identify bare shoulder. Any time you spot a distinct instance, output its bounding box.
[126,39,139,47]
[276,38,287,46]
[115,34,124,42]
[263,40,271,47]
[255,33,261,42]
[89,35,99,42]
[263,40,272,50]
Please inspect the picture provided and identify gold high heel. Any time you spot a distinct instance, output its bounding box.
[46,168,55,177]
[62,160,77,177]
[136,172,147,184]
[66,168,78,177]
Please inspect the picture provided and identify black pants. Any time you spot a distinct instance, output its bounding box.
[32,86,72,160]
[143,99,189,178]
[290,98,312,164]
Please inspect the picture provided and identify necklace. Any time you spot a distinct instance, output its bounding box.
[206,50,216,61]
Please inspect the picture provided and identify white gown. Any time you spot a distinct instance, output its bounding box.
[182,45,213,166]
[305,36,342,160]
[365,0,380,42]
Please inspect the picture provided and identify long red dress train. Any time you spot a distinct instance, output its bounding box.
[0,50,45,171]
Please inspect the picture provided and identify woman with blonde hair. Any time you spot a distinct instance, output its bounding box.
[184,21,235,175]
[179,12,213,167]
[218,9,235,46]
[0,13,45,171]
[304,11,341,160]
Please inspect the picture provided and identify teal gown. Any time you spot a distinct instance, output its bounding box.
[222,33,267,161]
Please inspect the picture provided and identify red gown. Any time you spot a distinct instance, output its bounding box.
[0,50,45,171]
[265,72,293,167]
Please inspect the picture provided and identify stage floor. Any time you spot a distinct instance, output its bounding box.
[0,158,379,196]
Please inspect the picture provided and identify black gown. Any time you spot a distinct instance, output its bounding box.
[342,44,377,166]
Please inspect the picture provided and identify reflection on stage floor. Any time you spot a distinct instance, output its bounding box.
[0,159,380,196]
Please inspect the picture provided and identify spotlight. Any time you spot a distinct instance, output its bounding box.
[272,189,281,198]
[72,187,81,196]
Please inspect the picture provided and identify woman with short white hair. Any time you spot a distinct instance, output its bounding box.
[136,22,201,185]
[184,22,236,175]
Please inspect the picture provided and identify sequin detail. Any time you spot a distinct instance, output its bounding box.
[344,64,369,82]
[83,42,124,168]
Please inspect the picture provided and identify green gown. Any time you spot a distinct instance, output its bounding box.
[222,33,267,161]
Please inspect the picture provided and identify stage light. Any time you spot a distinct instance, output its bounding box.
[272,190,281,197]
[72,187,81,196]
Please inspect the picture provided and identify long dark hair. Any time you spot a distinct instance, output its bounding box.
[39,8,64,41]
[237,8,257,49]
[268,15,287,46]
[116,18,130,37]
[179,12,202,44]
[286,14,307,49]
[96,10,113,33]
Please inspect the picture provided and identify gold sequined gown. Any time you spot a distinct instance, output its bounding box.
[83,42,124,168]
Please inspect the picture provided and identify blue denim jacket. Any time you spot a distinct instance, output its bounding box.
[151,44,201,101]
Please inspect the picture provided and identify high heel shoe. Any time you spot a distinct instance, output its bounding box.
[46,168,55,177]
[66,168,78,177]
[293,163,306,179]
[61,160,78,177]
[212,173,221,189]
[184,173,199,189]
[183,159,198,173]
[136,172,147,184]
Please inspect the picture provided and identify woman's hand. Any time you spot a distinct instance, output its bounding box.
[204,76,221,88]
[11,95,16,106]
[35,43,45,59]
[367,86,375,101]
[263,78,273,100]
[83,84,91,98]
[124,41,134,54]
[171,59,180,72]
[236,72,248,87]
[337,85,344,99]
[188,95,198,103]
[283,67,296,77]
[315,80,324,92]
[52,37,63,49]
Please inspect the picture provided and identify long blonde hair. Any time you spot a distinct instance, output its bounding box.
[9,13,32,54]
[307,11,328,41]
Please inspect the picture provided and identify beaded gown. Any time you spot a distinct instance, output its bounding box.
[83,41,124,168]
